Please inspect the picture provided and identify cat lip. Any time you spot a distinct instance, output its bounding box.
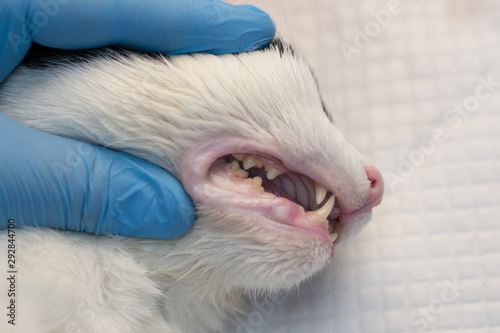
[181,139,348,245]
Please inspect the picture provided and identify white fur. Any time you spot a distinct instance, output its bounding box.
[0,43,371,332]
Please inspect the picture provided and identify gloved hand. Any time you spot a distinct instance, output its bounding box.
[0,0,275,239]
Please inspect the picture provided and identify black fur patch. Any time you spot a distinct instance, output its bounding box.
[23,39,296,68]
[264,38,296,58]
[21,43,158,69]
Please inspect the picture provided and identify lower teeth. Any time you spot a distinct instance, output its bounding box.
[252,176,263,187]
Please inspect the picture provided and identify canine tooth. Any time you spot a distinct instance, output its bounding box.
[243,156,258,170]
[264,164,285,180]
[311,195,335,220]
[252,176,263,186]
[315,182,328,205]
[330,233,338,243]
[232,154,245,161]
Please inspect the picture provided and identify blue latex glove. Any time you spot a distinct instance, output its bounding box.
[0,0,275,239]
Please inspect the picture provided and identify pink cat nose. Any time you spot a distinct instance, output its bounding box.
[363,164,384,210]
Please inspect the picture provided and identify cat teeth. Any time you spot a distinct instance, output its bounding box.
[238,169,249,178]
[264,164,285,180]
[232,154,285,180]
[229,160,240,171]
[251,176,263,187]
[229,160,249,178]
[229,157,263,188]
[311,195,335,220]
[233,154,263,169]
[330,233,338,243]
[232,154,245,161]
[231,154,338,236]
[243,157,258,170]
[315,182,328,205]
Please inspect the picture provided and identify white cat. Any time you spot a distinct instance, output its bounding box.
[0,40,383,332]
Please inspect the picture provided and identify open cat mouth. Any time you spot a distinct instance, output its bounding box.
[183,138,384,250]
[182,141,353,246]
[221,154,341,240]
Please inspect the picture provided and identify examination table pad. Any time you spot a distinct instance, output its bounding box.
[231,0,500,332]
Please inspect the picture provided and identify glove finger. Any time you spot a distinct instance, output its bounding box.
[0,113,194,239]
[0,1,32,82]
[93,153,196,239]
[28,0,275,53]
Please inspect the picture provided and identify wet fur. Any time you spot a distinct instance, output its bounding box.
[0,41,370,332]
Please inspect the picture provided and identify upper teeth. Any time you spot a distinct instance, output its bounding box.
[315,182,328,205]
[232,154,285,181]
[311,195,335,220]
[264,164,285,180]
[243,156,259,170]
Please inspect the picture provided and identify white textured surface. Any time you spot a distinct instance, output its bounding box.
[230,0,500,332]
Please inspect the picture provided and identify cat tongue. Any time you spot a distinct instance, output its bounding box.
[254,171,317,212]
[260,178,296,203]
[269,173,317,211]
